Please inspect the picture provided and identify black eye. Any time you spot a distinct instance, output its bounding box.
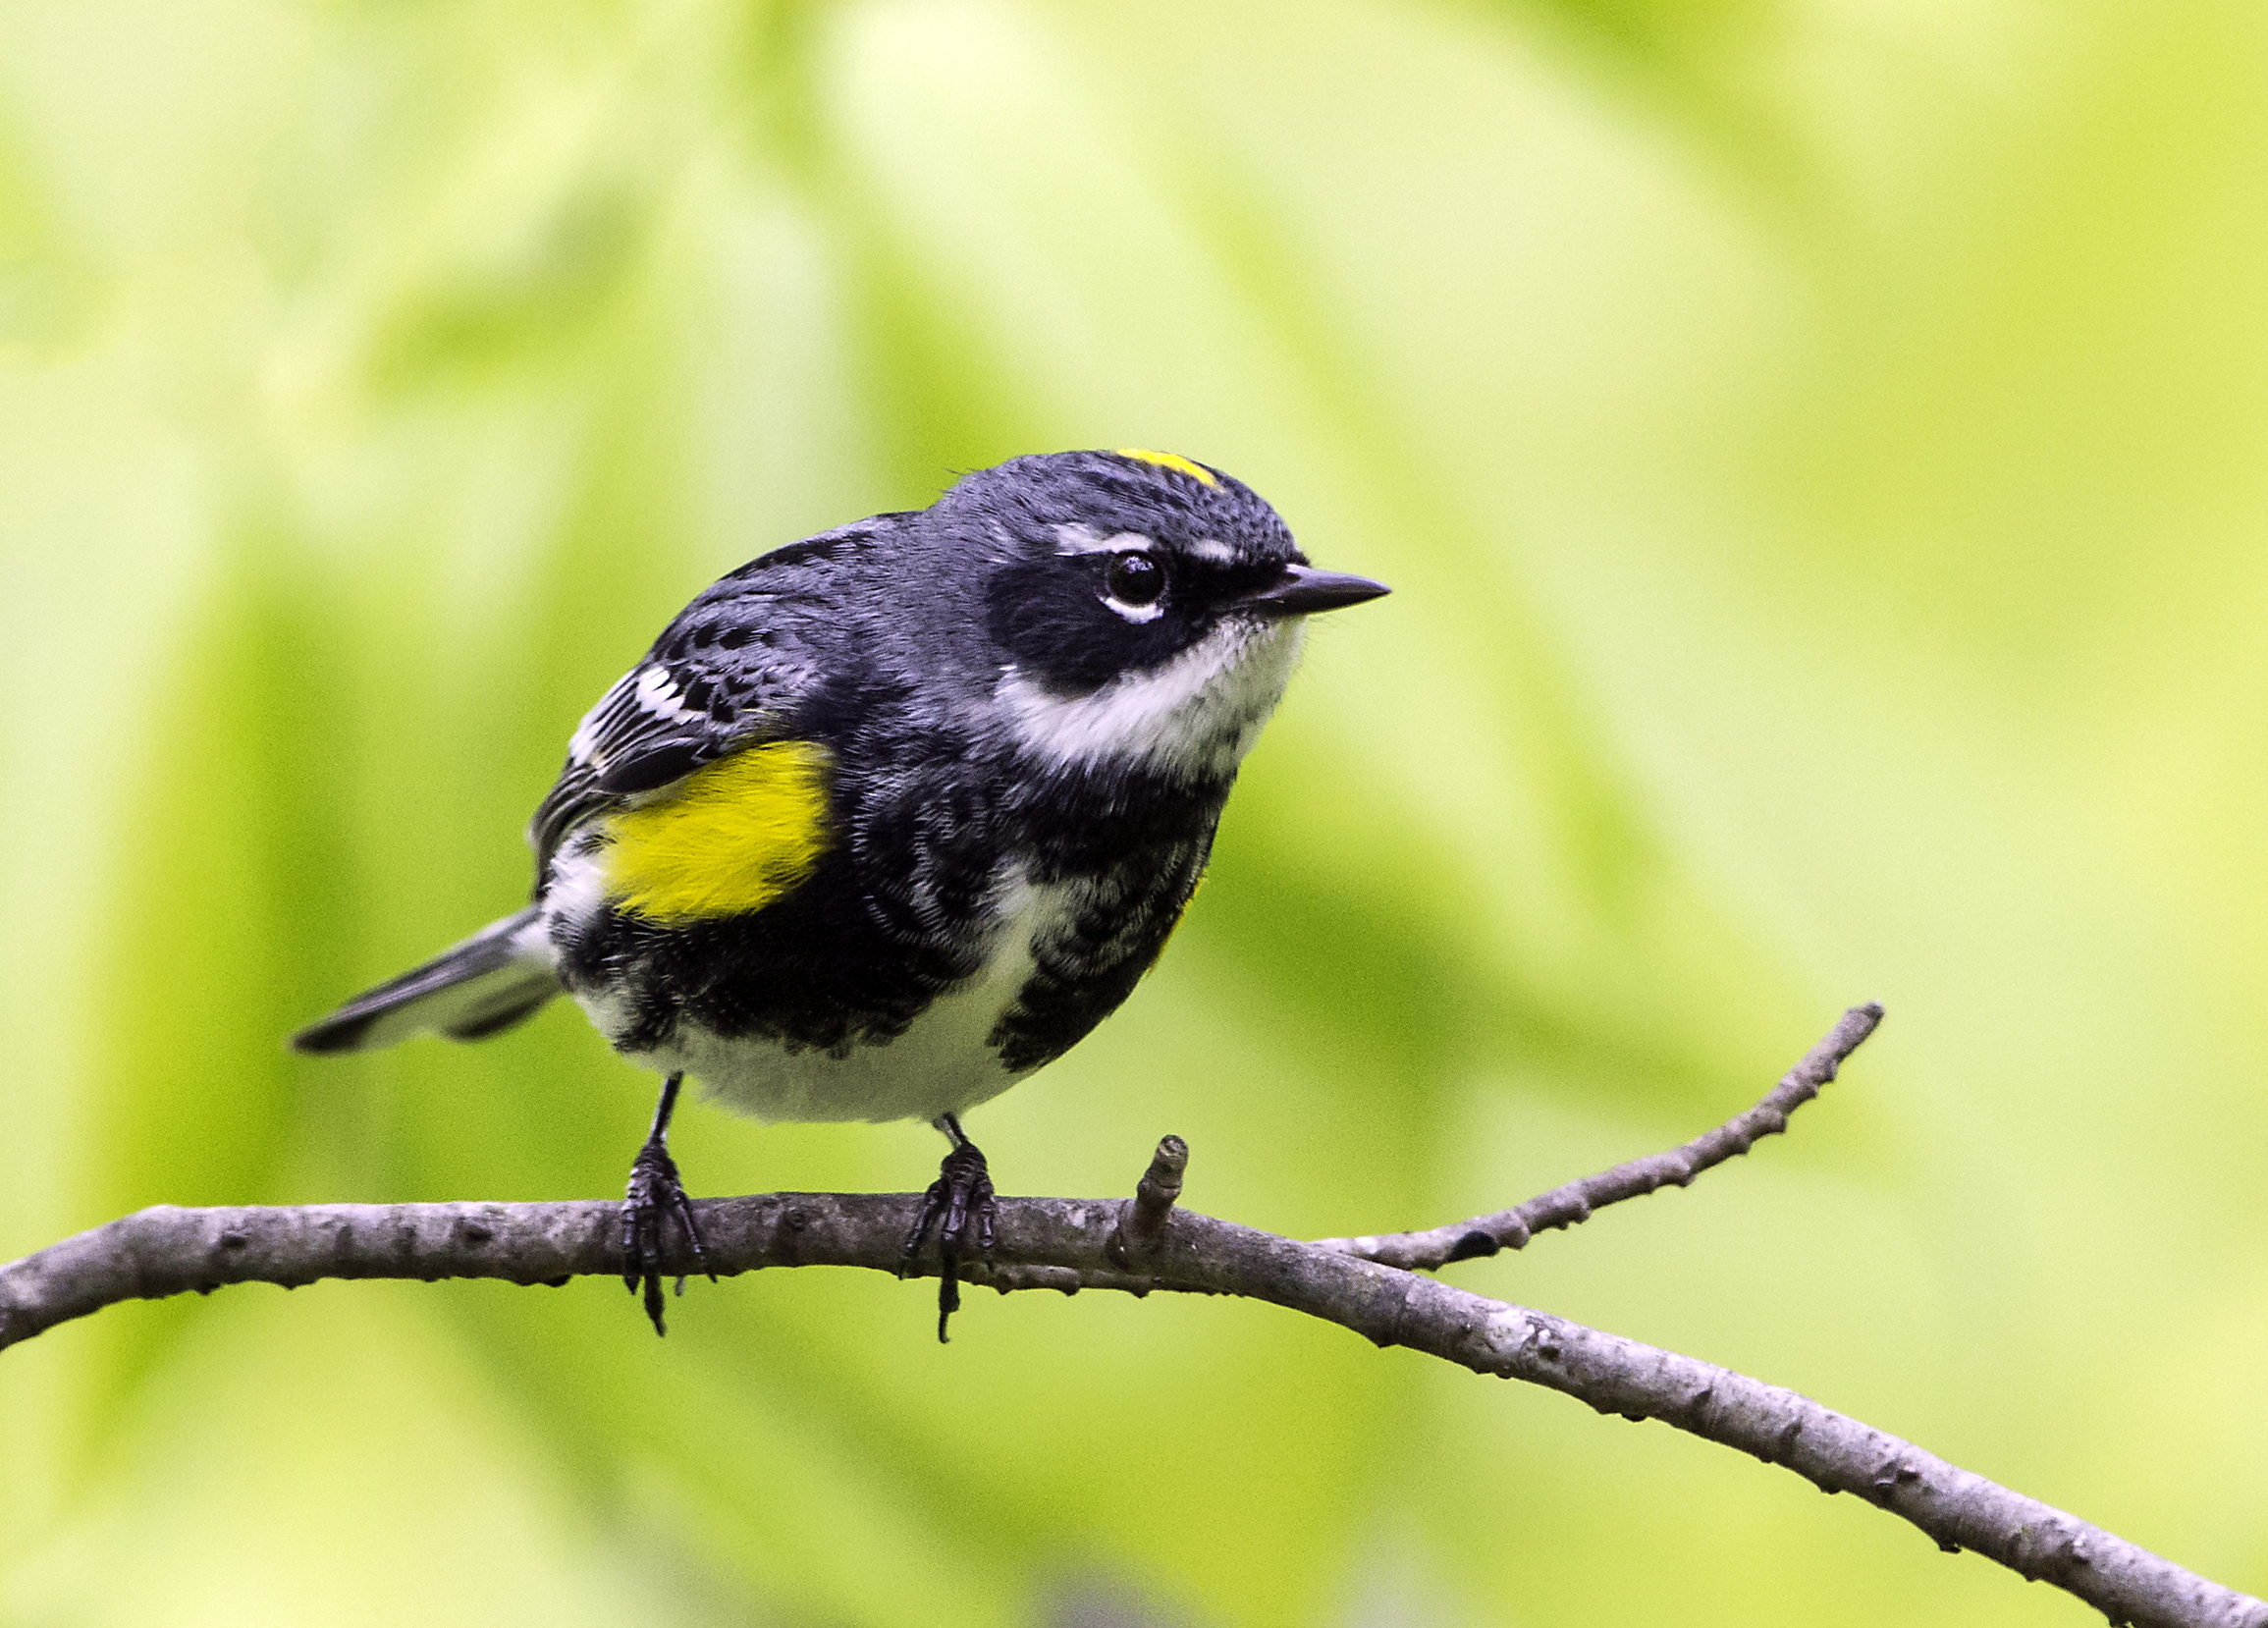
[1106,552,1164,606]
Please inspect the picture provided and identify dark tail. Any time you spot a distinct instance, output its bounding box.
[291,906,563,1055]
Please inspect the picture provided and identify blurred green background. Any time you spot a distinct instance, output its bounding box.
[5,0,2267,1623]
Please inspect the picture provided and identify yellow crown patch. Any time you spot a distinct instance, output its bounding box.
[1116,449,1217,487]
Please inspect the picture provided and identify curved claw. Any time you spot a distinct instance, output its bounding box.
[621,1137,713,1336]
[902,1141,998,1342]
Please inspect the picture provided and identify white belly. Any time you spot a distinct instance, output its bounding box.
[589,872,1077,1125]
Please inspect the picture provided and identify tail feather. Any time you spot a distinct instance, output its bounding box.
[292,907,563,1055]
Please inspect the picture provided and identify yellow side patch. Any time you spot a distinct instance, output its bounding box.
[601,740,834,924]
[1117,448,1217,486]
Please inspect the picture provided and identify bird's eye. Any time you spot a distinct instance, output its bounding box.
[1106,552,1164,606]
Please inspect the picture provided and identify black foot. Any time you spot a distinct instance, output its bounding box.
[621,1135,712,1336]
[900,1140,997,1343]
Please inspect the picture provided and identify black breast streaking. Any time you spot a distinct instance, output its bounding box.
[989,761,1226,1073]
[553,728,1236,1075]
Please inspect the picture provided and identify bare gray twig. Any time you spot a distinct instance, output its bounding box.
[1107,1132,1187,1267]
[3,1004,2258,1628]
[1316,1002,1885,1271]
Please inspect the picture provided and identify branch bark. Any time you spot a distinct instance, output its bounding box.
[1316,1002,1883,1269]
[3,1007,2258,1628]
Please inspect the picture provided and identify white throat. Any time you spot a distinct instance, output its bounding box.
[995,615,1306,780]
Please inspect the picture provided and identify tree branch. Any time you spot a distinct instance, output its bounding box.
[1315,1002,1885,1270]
[3,1007,2259,1628]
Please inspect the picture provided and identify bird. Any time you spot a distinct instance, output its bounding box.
[291,449,1389,1337]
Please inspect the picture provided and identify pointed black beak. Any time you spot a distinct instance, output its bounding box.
[1241,564,1392,618]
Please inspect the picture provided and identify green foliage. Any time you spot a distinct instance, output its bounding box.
[6,1,2267,1622]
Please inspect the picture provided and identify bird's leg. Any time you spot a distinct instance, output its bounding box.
[621,1072,713,1336]
[900,1112,998,1343]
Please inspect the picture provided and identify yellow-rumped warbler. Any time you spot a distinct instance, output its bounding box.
[293,449,1388,1335]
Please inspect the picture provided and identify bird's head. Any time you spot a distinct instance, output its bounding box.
[944,449,1388,782]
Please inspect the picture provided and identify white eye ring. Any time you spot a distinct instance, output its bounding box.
[1102,550,1166,622]
[1103,592,1164,624]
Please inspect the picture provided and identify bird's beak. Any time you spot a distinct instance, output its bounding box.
[1241,564,1392,619]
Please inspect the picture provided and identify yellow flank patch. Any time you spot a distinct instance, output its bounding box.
[1117,448,1217,486]
[601,740,835,924]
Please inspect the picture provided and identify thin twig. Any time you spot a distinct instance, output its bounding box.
[1107,1133,1188,1267]
[4,1004,2260,1628]
[1316,1003,1885,1271]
